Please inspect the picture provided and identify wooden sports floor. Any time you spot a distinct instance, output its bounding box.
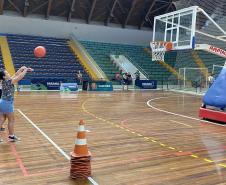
[0,90,226,185]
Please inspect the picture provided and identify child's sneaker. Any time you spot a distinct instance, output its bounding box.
[0,138,3,142]
[8,135,20,142]
[0,127,5,131]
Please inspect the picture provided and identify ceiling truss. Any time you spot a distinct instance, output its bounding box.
[0,0,176,30]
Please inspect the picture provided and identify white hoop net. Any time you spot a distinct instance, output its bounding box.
[150,42,171,61]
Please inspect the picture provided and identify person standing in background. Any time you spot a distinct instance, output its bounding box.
[75,70,83,85]
[208,73,214,87]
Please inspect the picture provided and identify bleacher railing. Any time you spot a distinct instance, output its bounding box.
[70,34,108,81]
[122,53,150,79]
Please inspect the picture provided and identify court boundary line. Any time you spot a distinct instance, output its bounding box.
[17,109,99,185]
[82,95,226,168]
[147,97,226,127]
[1,131,29,176]
[10,142,29,176]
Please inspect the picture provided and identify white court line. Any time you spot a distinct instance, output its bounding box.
[17,109,99,185]
[146,97,226,127]
[170,120,193,128]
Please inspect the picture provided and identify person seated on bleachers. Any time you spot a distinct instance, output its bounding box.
[122,73,129,90]
[112,71,122,84]
[115,72,122,84]
[127,73,132,85]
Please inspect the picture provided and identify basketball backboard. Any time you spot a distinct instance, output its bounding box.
[152,6,226,51]
[153,6,197,50]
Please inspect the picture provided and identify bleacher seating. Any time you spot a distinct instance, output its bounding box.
[196,50,225,73]
[173,50,198,70]
[80,40,177,82]
[7,34,90,83]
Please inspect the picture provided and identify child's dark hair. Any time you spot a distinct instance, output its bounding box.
[0,70,5,80]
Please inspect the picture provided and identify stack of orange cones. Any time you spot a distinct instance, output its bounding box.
[70,120,92,179]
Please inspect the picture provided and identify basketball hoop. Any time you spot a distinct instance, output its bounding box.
[150,41,173,61]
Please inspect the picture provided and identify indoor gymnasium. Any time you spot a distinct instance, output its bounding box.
[0,0,226,185]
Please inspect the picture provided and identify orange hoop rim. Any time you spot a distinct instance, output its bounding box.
[150,41,173,51]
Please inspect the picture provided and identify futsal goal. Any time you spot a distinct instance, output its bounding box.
[178,68,208,91]
[212,64,225,77]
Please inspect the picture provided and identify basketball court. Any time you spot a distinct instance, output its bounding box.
[0,90,225,185]
[0,1,226,184]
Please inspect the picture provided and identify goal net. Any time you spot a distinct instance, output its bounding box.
[212,64,224,77]
[178,68,208,91]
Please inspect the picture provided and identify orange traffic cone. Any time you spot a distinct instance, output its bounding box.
[71,119,91,157]
[70,120,92,179]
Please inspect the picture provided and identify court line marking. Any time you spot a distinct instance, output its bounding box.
[81,98,226,168]
[190,154,199,158]
[147,97,226,127]
[170,120,192,128]
[147,96,226,167]
[82,97,226,168]
[10,143,29,176]
[1,131,29,176]
[17,109,99,185]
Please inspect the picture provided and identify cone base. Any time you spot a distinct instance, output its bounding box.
[70,151,91,158]
[70,154,92,179]
[70,174,92,179]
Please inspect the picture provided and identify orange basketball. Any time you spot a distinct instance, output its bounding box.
[165,42,173,51]
[34,46,46,58]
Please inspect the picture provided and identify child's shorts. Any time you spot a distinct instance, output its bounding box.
[0,99,14,113]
